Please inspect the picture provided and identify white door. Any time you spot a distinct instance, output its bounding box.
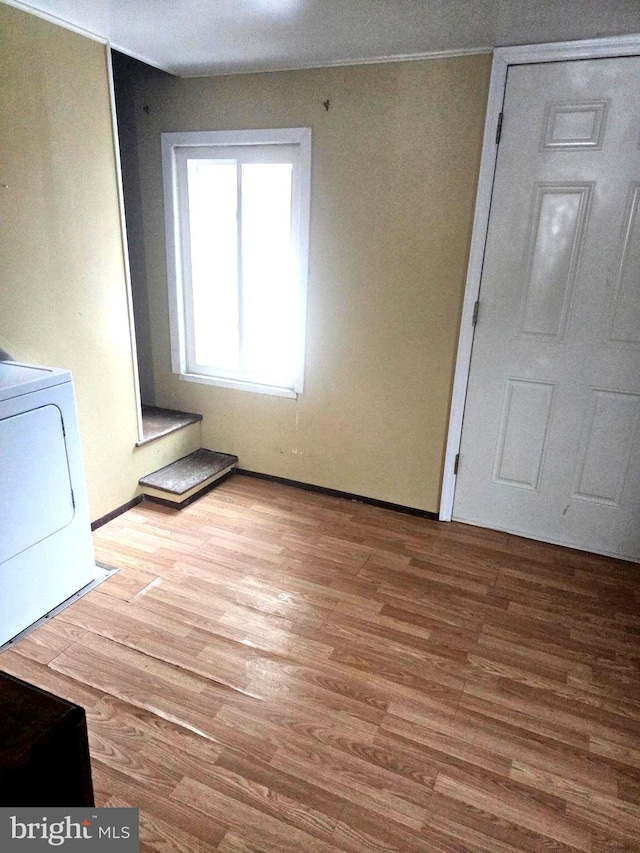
[454,56,640,562]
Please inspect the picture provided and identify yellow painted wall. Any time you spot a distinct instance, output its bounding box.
[0,4,200,521]
[135,57,490,512]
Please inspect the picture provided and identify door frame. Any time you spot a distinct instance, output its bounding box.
[439,33,640,521]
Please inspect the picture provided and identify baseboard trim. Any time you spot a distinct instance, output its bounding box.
[91,496,144,530]
[236,469,438,520]
[91,472,438,525]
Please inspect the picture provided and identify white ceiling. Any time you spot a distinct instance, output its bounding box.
[9,0,640,76]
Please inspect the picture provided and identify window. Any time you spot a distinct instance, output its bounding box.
[162,128,311,397]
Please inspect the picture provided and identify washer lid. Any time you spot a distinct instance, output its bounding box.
[0,362,72,402]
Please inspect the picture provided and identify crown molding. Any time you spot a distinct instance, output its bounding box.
[181,46,492,79]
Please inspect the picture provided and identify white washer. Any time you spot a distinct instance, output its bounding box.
[0,362,98,646]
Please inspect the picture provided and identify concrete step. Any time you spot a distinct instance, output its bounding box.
[139,448,238,508]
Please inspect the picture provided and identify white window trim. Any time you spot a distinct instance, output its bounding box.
[439,33,640,521]
[161,127,312,398]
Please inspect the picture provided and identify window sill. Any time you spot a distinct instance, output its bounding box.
[178,372,298,399]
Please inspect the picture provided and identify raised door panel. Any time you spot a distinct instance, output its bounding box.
[542,101,609,150]
[571,389,640,506]
[492,379,555,490]
[518,184,592,341]
[608,183,640,349]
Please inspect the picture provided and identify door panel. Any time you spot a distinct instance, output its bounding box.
[608,183,640,348]
[570,389,640,506]
[518,183,592,340]
[454,56,640,561]
[492,378,555,490]
[542,101,608,150]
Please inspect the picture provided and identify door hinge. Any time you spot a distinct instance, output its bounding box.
[472,300,480,326]
[453,453,460,476]
[496,111,503,145]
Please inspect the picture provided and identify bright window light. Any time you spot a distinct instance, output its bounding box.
[241,163,295,388]
[187,161,239,371]
[162,129,311,398]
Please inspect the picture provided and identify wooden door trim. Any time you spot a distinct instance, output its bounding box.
[440,33,640,522]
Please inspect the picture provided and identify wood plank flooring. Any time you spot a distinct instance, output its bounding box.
[2,475,639,852]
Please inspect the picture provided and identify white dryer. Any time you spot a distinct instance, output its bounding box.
[0,362,98,646]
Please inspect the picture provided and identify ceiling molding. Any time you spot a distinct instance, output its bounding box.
[181,45,493,79]
[494,32,640,64]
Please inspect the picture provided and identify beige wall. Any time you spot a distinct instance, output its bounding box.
[0,4,200,521]
[135,57,490,512]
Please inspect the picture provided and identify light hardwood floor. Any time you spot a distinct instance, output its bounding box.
[2,475,639,852]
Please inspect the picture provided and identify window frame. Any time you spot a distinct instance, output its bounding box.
[161,128,312,398]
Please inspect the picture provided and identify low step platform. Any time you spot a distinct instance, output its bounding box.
[139,448,238,508]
